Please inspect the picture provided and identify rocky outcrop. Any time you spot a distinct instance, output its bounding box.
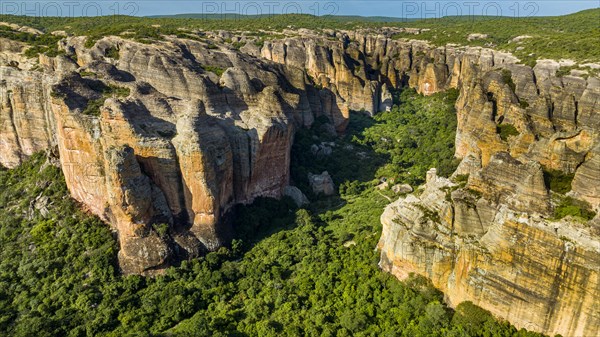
[308,171,335,196]
[364,32,600,337]
[1,34,319,274]
[379,169,600,337]
[283,186,309,207]
[252,34,599,336]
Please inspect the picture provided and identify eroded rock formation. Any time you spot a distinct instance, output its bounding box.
[2,35,316,274]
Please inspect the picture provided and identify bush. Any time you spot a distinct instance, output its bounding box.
[81,83,130,116]
[555,66,574,77]
[496,123,519,141]
[553,196,596,221]
[79,71,97,77]
[82,98,105,116]
[501,69,516,92]
[105,46,120,59]
[543,168,574,194]
[202,65,225,77]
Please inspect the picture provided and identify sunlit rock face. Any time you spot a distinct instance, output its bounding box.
[367,36,600,337]
[1,29,599,337]
[257,35,599,337]
[1,35,309,274]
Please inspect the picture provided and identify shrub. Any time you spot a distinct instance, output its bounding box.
[501,69,516,92]
[496,123,519,141]
[105,46,120,59]
[202,65,225,77]
[231,41,245,50]
[81,84,130,116]
[555,66,574,77]
[553,196,596,221]
[152,223,170,238]
[84,36,98,48]
[79,71,97,77]
[82,98,105,116]
[543,168,574,194]
[108,84,130,97]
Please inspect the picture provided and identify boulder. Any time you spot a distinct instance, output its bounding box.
[308,171,335,196]
[284,186,309,207]
[392,184,413,194]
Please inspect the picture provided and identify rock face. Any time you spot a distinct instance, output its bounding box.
[283,185,309,207]
[392,183,413,194]
[308,171,335,196]
[379,170,600,337]
[258,35,599,337]
[362,33,600,337]
[1,35,319,274]
[1,26,599,335]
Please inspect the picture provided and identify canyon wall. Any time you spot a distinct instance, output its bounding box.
[246,28,600,337]
[1,34,320,274]
[1,25,599,336]
[256,37,598,336]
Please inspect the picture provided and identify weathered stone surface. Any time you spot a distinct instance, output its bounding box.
[571,144,600,210]
[308,171,335,196]
[468,152,551,215]
[1,35,310,273]
[284,186,309,207]
[391,183,413,194]
[379,170,600,337]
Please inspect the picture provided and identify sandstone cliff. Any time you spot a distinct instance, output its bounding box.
[361,33,600,337]
[1,34,317,274]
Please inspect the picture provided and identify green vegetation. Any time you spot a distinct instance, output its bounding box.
[392,9,600,64]
[290,113,385,199]
[231,41,245,50]
[501,69,516,92]
[104,46,120,59]
[0,25,62,58]
[202,65,225,77]
[0,153,118,336]
[254,39,265,48]
[81,98,105,116]
[78,70,97,78]
[553,196,596,221]
[496,124,519,141]
[82,83,130,116]
[0,90,547,336]
[357,88,460,186]
[555,66,574,77]
[555,65,600,79]
[1,9,599,63]
[543,168,574,194]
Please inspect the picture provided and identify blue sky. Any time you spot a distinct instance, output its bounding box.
[1,1,599,18]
